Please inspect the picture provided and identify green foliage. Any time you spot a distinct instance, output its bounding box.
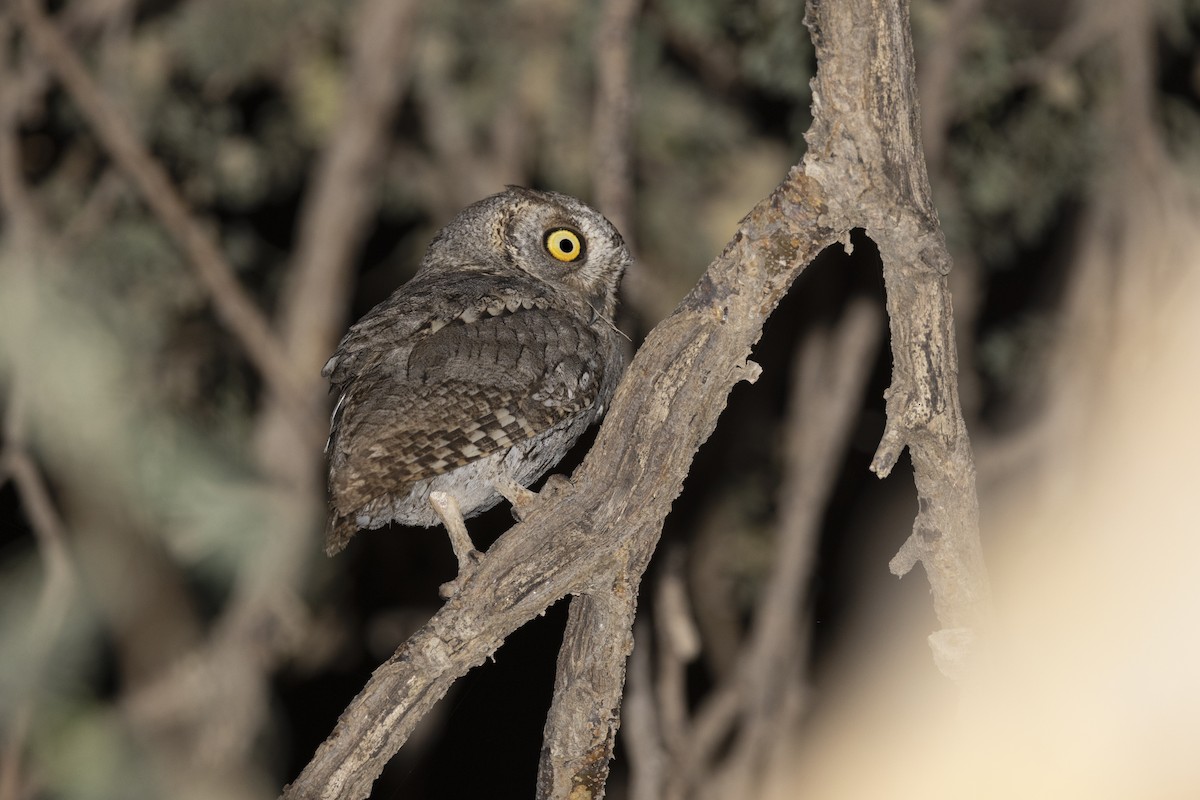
[941,14,1095,266]
[166,0,338,88]
[732,0,813,104]
[34,705,156,800]
[74,218,195,342]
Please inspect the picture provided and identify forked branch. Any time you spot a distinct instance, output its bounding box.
[284,0,986,796]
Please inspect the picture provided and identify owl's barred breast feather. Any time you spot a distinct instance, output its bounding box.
[323,187,629,556]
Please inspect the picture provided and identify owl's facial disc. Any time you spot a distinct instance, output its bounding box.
[499,193,629,320]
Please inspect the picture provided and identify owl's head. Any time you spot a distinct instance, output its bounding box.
[421,187,631,320]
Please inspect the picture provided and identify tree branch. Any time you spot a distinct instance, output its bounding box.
[275,0,420,387]
[657,300,881,800]
[591,0,640,241]
[536,584,638,799]
[282,169,836,800]
[14,0,318,435]
[804,0,989,662]
[283,0,987,794]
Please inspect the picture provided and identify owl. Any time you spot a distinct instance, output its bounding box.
[323,187,630,593]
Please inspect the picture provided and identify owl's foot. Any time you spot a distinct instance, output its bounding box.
[540,474,571,496]
[429,490,483,598]
[491,472,539,521]
[438,563,481,599]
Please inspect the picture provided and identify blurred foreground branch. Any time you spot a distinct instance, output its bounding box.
[283,0,986,796]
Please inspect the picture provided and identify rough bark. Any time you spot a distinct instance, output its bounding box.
[283,0,987,796]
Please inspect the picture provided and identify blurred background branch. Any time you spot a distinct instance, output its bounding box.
[15,0,317,435]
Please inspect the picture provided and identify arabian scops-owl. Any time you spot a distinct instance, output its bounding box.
[323,187,630,592]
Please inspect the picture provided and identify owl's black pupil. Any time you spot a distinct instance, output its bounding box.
[559,239,574,253]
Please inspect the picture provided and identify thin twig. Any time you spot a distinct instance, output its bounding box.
[666,301,881,800]
[592,0,653,324]
[652,551,698,759]
[740,299,881,695]
[917,0,984,167]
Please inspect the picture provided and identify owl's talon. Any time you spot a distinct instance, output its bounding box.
[438,548,484,599]
[541,474,571,495]
[438,550,483,599]
[492,472,539,521]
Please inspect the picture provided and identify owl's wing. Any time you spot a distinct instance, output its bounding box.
[326,304,608,532]
[322,270,547,386]
[321,271,451,387]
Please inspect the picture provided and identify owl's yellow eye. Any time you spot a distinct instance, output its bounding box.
[544,228,584,262]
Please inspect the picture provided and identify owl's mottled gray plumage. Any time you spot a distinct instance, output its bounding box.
[323,187,630,557]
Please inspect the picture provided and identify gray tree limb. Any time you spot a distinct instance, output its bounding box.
[282,0,987,796]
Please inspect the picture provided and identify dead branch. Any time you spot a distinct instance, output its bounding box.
[801,0,989,660]
[651,552,699,759]
[283,0,986,795]
[536,580,640,799]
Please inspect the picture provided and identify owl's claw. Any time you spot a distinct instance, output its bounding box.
[491,472,539,521]
[540,474,571,495]
[430,491,483,598]
[438,548,484,599]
